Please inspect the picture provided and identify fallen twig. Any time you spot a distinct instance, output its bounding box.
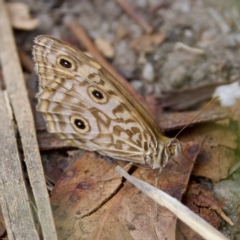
[116,0,153,34]
[0,1,57,239]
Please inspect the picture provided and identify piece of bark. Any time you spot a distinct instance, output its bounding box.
[0,89,38,239]
[177,182,223,240]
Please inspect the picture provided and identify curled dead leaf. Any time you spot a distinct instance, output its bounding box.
[6,2,39,30]
[130,33,167,52]
[94,38,114,58]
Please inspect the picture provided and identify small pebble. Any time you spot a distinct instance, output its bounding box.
[169,65,187,88]
[131,80,143,92]
[142,62,155,82]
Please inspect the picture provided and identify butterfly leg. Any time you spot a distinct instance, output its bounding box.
[152,166,164,220]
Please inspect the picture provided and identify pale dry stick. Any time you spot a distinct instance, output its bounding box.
[115,0,153,34]
[0,89,39,240]
[116,166,229,240]
[174,42,205,55]
[208,7,230,34]
[3,91,13,120]
[99,162,133,182]
[66,19,153,115]
[215,209,234,226]
[0,1,57,239]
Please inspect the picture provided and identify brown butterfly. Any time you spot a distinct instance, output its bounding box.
[33,35,180,171]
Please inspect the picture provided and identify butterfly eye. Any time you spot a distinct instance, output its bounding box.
[88,86,108,104]
[57,56,75,70]
[70,116,90,133]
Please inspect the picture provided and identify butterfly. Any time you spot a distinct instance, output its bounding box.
[32,35,181,171]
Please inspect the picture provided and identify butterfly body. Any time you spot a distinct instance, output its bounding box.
[33,36,180,170]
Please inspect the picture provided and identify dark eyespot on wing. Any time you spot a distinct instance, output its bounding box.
[87,86,108,104]
[59,59,72,68]
[70,116,90,134]
[92,89,104,100]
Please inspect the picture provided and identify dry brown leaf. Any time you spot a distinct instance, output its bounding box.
[130,33,167,52]
[160,82,235,111]
[51,152,128,239]
[37,130,75,150]
[180,123,236,182]
[51,141,201,239]
[94,38,114,58]
[42,150,85,184]
[158,109,230,132]
[6,2,39,30]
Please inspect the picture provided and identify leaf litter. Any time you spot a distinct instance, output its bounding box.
[8,0,240,239]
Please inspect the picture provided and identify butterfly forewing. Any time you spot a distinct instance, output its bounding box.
[33,35,175,168]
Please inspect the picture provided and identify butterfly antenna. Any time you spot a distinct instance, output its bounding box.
[174,96,220,139]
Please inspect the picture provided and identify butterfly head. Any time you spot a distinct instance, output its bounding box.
[165,138,181,157]
[159,138,181,170]
[148,138,181,170]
